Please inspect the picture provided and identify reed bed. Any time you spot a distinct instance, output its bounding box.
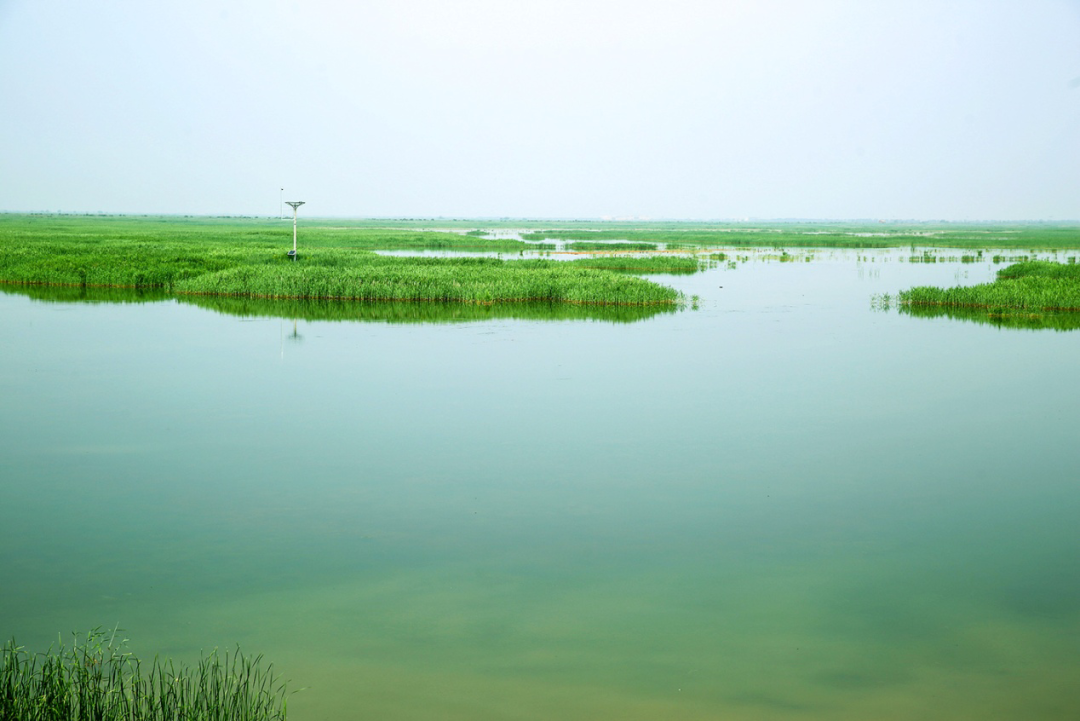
[0,630,288,721]
[0,217,681,307]
[996,260,1080,281]
[0,242,259,288]
[0,214,534,252]
[174,257,679,305]
[520,225,1080,249]
[568,256,700,274]
[523,229,895,248]
[899,261,1080,312]
[563,241,658,251]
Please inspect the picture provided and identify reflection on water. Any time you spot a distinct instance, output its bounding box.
[899,304,1080,331]
[180,294,677,324]
[3,252,1080,720]
[0,283,676,324]
[0,282,171,304]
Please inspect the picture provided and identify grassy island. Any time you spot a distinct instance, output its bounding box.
[894,261,1080,329]
[0,215,680,307]
[172,256,679,305]
[900,261,1080,312]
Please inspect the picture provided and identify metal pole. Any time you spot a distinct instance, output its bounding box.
[284,201,304,258]
[280,188,284,220]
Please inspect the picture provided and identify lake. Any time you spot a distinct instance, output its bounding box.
[2,249,1079,720]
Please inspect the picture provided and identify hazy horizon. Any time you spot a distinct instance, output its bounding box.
[7,211,1080,225]
[3,1,1080,221]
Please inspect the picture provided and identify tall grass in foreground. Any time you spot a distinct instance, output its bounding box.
[0,630,288,721]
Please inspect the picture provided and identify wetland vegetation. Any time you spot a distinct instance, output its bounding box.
[0,630,287,721]
[5,214,1080,320]
[0,215,678,307]
[898,261,1080,311]
[521,223,1080,249]
[860,260,1080,330]
[172,257,679,305]
[563,241,658,251]
[566,255,700,274]
[5,218,1080,720]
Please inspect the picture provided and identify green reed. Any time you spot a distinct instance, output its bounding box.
[562,241,658,251]
[995,260,1080,281]
[173,256,679,305]
[0,630,288,721]
[520,224,1080,249]
[0,217,681,307]
[568,256,700,274]
[899,261,1080,312]
[0,214,532,252]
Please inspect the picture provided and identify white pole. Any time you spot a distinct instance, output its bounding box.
[285,201,304,256]
[280,188,284,220]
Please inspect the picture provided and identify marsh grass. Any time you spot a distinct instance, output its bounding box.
[567,256,700,274]
[523,229,896,248]
[563,241,658,251]
[899,261,1080,312]
[173,256,679,305]
[16,215,1079,250]
[891,261,1080,329]
[0,214,533,252]
[520,225,1080,249]
[0,630,288,721]
[0,217,680,307]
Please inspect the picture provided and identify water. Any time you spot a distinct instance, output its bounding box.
[2,251,1079,720]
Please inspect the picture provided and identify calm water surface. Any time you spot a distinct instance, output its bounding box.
[2,251,1079,720]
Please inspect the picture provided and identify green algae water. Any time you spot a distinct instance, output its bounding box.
[2,250,1079,720]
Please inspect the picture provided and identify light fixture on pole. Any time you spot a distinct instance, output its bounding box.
[286,201,305,260]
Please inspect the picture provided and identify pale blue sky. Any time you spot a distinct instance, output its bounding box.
[2,0,1080,219]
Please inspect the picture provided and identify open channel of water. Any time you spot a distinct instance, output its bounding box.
[2,250,1079,720]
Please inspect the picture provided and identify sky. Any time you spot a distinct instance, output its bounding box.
[2,0,1080,220]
